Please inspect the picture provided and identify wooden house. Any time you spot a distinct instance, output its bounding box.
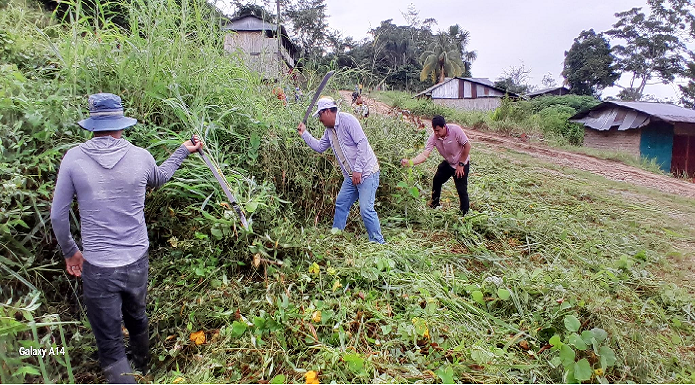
[414,77,518,111]
[222,14,299,81]
[569,101,695,177]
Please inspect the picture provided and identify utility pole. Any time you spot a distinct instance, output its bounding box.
[276,0,282,78]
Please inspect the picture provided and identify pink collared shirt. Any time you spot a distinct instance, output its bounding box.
[425,123,470,169]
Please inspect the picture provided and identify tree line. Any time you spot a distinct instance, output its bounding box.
[244,0,693,106]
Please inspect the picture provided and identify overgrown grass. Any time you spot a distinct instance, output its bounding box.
[371,90,686,177]
[2,0,695,384]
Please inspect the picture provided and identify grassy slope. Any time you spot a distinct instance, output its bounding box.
[139,139,695,384]
[1,0,695,383]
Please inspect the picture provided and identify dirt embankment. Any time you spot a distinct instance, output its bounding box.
[339,90,695,200]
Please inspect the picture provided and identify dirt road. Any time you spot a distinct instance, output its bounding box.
[339,90,695,199]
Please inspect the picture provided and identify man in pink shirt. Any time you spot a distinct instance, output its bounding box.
[401,115,472,215]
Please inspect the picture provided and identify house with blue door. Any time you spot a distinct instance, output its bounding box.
[569,101,695,177]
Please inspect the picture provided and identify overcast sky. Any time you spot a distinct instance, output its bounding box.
[219,0,691,101]
[326,0,693,101]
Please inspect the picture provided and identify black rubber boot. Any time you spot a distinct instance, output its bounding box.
[103,357,136,384]
[129,331,150,375]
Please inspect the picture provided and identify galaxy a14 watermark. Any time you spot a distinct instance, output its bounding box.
[19,346,65,358]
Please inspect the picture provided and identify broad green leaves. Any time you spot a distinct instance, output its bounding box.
[230,321,247,338]
[551,317,618,383]
[497,288,511,300]
[471,290,485,305]
[435,366,455,384]
[564,315,581,332]
[573,359,592,381]
[343,353,365,373]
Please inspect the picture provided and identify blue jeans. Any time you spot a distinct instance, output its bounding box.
[332,171,385,243]
[82,255,149,369]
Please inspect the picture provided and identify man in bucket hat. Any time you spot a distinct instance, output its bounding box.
[296,97,385,243]
[50,93,202,383]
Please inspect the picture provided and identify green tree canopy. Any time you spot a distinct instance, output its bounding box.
[562,29,620,96]
[283,0,329,61]
[606,7,687,100]
[680,53,695,108]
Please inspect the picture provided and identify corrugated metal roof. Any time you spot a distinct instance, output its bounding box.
[221,14,299,57]
[414,77,518,98]
[222,15,275,31]
[570,101,695,130]
[527,86,570,97]
[611,101,695,122]
[414,78,455,98]
[465,78,494,87]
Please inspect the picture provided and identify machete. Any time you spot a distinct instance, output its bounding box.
[302,70,335,124]
[191,136,248,229]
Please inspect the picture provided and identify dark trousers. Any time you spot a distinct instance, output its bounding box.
[82,255,149,369]
[431,160,470,215]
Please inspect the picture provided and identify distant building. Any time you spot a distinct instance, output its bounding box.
[527,86,571,98]
[414,77,518,111]
[222,14,299,81]
[569,101,695,177]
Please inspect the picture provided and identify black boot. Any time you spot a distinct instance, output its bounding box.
[129,331,150,375]
[103,358,136,384]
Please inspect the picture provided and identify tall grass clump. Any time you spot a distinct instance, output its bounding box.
[1,0,300,380]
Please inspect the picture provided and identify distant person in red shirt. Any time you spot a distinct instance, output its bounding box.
[273,87,287,106]
[400,115,472,215]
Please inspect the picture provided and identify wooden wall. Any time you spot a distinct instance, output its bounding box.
[672,122,695,177]
[434,98,502,111]
[431,79,505,99]
[223,32,294,80]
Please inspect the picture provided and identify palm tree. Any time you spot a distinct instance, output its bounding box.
[448,25,477,78]
[419,25,476,83]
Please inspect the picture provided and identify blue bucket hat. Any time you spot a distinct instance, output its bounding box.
[77,93,137,132]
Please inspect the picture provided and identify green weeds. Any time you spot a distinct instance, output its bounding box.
[1,0,695,383]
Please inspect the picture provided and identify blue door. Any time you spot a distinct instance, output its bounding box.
[640,123,673,173]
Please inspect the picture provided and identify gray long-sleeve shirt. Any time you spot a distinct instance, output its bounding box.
[301,111,379,179]
[50,136,190,267]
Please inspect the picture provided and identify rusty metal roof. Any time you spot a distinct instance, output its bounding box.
[569,101,695,130]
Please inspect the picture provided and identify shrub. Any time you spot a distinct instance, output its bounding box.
[528,94,600,114]
[538,106,584,145]
[491,96,527,123]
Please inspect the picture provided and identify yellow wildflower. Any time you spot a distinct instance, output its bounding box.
[305,370,320,384]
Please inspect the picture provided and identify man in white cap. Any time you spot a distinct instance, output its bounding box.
[50,93,202,383]
[297,97,385,243]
